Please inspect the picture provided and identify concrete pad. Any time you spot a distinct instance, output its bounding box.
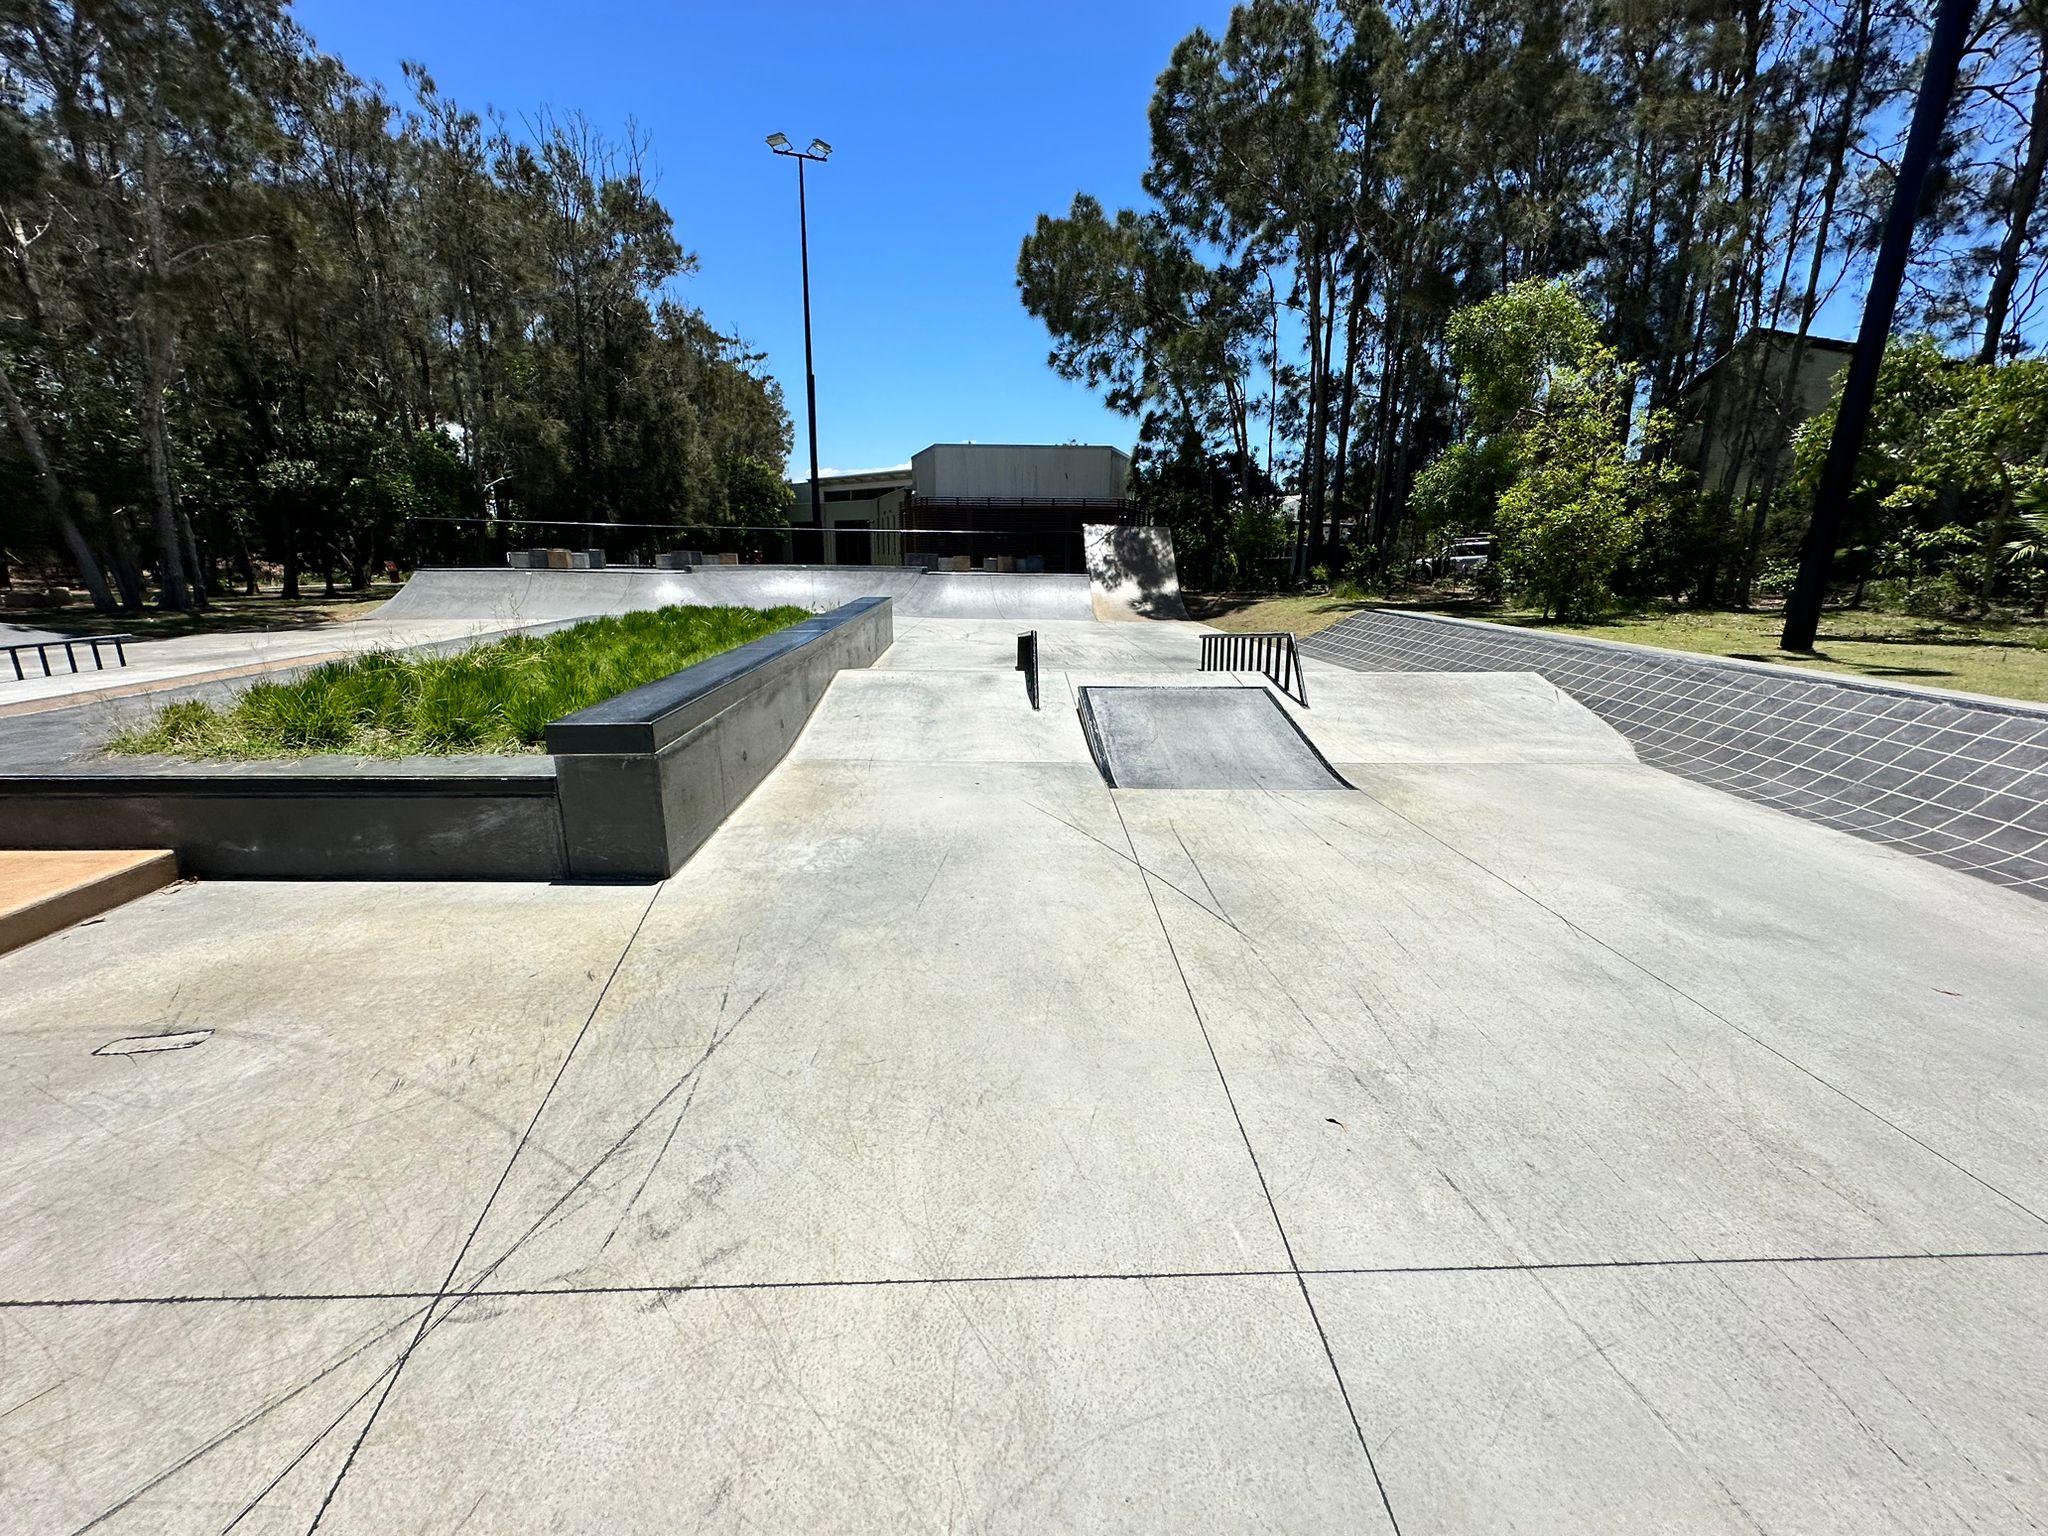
[1272,670,1637,767]
[878,616,1210,673]
[1353,761,2048,1216]
[1312,1255,2048,1534]
[0,1297,421,1534]
[1080,687,1350,790]
[1113,787,2047,1268]
[0,879,652,1298]
[789,669,1091,764]
[444,760,1286,1294]
[315,1277,1391,1533]
[0,848,178,955]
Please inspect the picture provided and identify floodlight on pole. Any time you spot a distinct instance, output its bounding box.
[767,133,833,546]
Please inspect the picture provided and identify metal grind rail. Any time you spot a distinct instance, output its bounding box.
[1199,630,1309,707]
[4,633,135,682]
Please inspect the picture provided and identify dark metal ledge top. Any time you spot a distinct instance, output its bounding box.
[546,597,890,757]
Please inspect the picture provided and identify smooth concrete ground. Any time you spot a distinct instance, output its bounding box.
[3,616,2045,1532]
[0,613,512,712]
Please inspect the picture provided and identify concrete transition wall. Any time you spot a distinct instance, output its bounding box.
[1305,608,2048,900]
[374,566,1093,625]
[0,599,894,880]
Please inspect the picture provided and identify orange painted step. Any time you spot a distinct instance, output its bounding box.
[0,850,180,956]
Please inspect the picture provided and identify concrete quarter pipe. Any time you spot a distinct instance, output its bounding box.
[374,525,1185,627]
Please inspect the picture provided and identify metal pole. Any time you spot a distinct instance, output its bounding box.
[797,155,822,537]
[1781,0,1975,651]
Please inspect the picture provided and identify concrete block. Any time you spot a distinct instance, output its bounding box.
[549,598,894,878]
[545,548,574,571]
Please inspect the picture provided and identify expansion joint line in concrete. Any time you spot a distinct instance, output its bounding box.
[1102,792,1405,1536]
[1296,787,2048,1238]
[301,882,667,1534]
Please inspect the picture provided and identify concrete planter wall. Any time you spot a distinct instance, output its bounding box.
[0,598,892,882]
[547,597,892,879]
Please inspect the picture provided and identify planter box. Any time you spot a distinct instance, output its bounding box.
[0,598,893,881]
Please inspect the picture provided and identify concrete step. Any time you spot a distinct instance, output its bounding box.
[0,849,179,955]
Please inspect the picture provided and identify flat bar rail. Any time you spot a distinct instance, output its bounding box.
[1199,630,1310,707]
[5,633,135,682]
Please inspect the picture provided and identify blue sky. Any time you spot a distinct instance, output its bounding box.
[293,0,1234,476]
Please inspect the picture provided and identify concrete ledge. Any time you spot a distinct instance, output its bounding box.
[0,599,893,879]
[0,773,568,880]
[0,849,179,954]
[548,597,894,879]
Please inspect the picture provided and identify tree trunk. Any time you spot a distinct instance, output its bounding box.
[109,510,146,611]
[0,364,119,613]
[129,318,192,610]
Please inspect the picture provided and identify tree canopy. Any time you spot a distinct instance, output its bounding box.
[1020,0,2048,611]
[2,3,790,609]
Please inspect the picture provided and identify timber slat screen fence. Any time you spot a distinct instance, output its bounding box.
[1199,631,1310,707]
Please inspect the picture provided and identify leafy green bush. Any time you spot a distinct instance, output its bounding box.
[1866,575,1972,619]
[111,604,806,759]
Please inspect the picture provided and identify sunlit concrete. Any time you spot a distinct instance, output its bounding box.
[3,614,2044,1531]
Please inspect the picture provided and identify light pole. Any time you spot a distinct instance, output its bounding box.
[766,133,832,547]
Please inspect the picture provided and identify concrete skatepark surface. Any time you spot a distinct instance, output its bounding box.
[3,543,1164,712]
[4,611,2048,1530]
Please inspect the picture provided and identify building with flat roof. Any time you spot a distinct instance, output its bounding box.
[786,442,1134,571]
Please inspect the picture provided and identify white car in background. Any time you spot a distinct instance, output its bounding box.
[1416,535,1495,580]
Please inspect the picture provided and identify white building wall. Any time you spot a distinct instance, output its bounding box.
[912,444,1131,500]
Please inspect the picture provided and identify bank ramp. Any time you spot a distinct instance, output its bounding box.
[1086,524,1188,621]
[1077,686,1350,790]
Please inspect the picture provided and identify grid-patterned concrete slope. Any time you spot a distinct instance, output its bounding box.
[1305,609,2048,900]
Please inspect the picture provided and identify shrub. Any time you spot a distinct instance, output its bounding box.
[111,604,806,759]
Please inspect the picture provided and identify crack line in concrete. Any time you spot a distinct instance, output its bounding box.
[299,881,667,1533]
[1292,787,2048,1235]
[1101,790,1405,1536]
[9,1248,2047,1313]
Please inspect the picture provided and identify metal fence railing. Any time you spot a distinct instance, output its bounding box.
[1199,630,1310,707]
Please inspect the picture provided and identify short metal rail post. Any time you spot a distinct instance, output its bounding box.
[1016,629,1040,710]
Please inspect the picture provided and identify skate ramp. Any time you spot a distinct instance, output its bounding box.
[375,565,1093,625]
[1086,524,1188,621]
[1078,686,1350,790]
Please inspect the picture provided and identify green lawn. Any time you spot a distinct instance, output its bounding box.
[110,605,806,759]
[1186,593,2048,705]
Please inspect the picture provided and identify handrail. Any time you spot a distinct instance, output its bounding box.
[1198,630,1309,707]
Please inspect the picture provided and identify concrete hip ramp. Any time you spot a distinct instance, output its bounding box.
[373,565,1096,625]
